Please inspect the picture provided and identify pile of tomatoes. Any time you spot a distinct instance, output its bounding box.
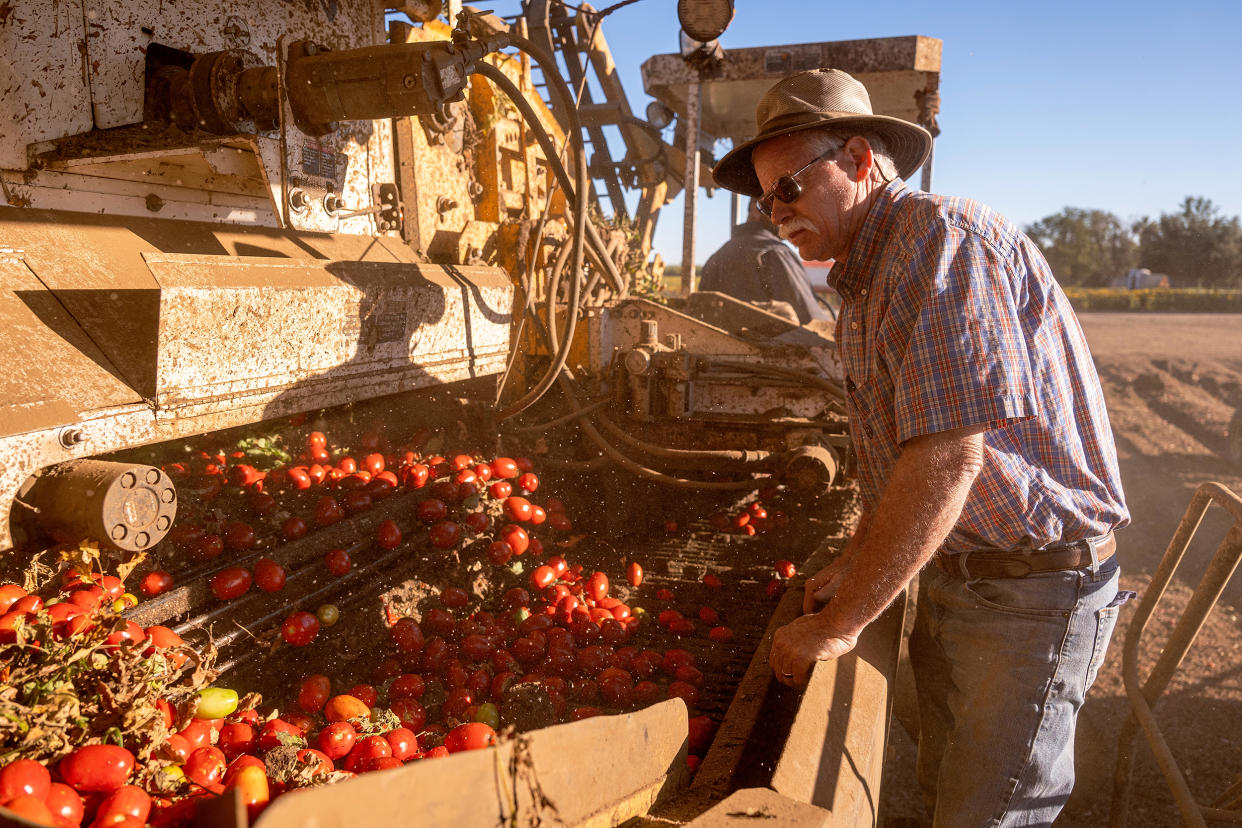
[0,416,799,826]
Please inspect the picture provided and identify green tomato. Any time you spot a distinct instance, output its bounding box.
[510,607,531,626]
[196,686,239,719]
[316,603,341,627]
[472,701,500,730]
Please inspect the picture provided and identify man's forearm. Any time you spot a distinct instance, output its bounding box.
[821,426,985,637]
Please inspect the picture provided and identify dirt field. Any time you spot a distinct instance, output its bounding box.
[879,313,1242,827]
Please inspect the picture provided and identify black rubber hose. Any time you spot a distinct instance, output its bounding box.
[595,413,775,471]
[498,34,627,296]
[555,372,766,491]
[476,59,586,421]
[703,358,847,400]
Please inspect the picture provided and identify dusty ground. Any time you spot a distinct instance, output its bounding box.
[879,313,1242,827]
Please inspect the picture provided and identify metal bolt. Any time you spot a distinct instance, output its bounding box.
[403,74,417,89]
[135,532,150,548]
[110,524,127,540]
[58,428,85,449]
[437,196,458,214]
[120,472,136,489]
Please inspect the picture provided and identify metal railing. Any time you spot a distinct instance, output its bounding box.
[1110,481,1242,827]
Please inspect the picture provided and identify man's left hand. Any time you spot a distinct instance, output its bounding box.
[769,612,859,688]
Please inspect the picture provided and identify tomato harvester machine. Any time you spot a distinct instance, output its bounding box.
[0,0,941,824]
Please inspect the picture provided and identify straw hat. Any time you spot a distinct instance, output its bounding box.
[713,68,933,197]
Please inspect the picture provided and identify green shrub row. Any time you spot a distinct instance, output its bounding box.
[1062,288,1242,312]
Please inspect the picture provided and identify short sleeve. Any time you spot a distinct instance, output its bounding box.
[891,220,1038,443]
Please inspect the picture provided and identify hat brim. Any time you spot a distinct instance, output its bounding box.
[713,114,933,197]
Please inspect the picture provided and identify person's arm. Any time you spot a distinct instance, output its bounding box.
[769,423,985,686]
[801,510,872,615]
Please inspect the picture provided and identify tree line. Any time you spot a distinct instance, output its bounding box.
[1025,197,1242,288]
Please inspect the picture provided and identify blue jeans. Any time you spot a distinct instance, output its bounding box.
[909,555,1121,827]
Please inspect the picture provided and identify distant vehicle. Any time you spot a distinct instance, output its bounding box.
[1114,267,1170,289]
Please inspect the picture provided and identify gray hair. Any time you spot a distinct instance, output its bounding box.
[802,128,898,183]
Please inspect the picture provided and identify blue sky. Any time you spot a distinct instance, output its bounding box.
[472,1,1242,264]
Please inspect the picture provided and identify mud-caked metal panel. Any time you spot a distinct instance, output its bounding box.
[142,253,513,420]
[0,256,140,440]
[0,0,93,171]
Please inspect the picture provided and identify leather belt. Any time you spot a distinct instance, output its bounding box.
[933,533,1116,580]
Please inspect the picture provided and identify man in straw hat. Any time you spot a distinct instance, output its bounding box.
[716,68,1129,824]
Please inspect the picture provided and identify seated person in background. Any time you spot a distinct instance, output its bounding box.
[698,199,829,325]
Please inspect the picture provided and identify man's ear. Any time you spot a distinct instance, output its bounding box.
[843,136,873,183]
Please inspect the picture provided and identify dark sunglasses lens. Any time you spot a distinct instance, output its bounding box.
[776,176,802,205]
[758,195,775,217]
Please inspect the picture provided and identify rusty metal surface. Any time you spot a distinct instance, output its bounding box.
[642,36,941,142]
[253,699,689,828]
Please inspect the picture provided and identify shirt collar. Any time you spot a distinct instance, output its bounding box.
[828,179,909,300]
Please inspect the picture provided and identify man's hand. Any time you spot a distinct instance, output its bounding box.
[769,612,859,688]
[802,557,852,614]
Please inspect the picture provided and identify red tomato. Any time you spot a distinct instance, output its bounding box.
[626,561,643,587]
[248,490,277,516]
[402,464,430,489]
[528,505,547,525]
[517,472,539,493]
[473,463,493,482]
[375,520,402,550]
[281,611,320,647]
[258,718,305,751]
[185,746,226,787]
[0,758,50,802]
[3,795,55,825]
[0,583,26,613]
[502,587,530,609]
[385,728,420,761]
[709,625,735,643]
[547,512,572,532]
[297,674,332,713]
[440,587,469,609]
[699,606,721,625]
[443,722,497,753]
[296,748,334,776]
[390,618,425,655]
[765,579,785,599]
[530,565,557,590]
[177,719,214,752]
[774,559,797,579]
[416,499,448,524]
[217,722,258,759]
[345,735,391,773]
[462,511,490,534]
[324,548,351,576]
[389,674,426,701]
[223,522,256,551]
[349,684,378,708]
[336,456,358,474]
[342,490,373,514]
[428,520,462,549]
[702,574,722,589]
[308,431,327,450]
[489,457,518,479]
[488,480,512,499]
[57,744,134,793]
[503,497,534,522]
[587,572,609,602]
[668,680,700,707]
[140,570,174,597]
[192,534,225,561]
[486,540,513,565]
[224,764,269,820]
[389,698,427,732]
[315,496,345,527]
[450,454,473,471]
[253,558,287,592]
[44,782,83,827]
[501,524,529,556]
[210,567,252,601]
[316,721,357,760]
[422,608,455,638]
[363,453,386,476]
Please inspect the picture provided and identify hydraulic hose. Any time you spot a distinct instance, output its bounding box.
[703,358,847,400]
[595,413,774,471]
[493,34,627,296]
[476,58,586,421]
[555,372,767,491]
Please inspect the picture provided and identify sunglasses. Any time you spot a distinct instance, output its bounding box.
[756,147,840,217]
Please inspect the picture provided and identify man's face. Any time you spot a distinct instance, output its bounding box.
[752,133,865,263]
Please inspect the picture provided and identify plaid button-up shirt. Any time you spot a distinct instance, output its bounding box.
[829,181,1129,553]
